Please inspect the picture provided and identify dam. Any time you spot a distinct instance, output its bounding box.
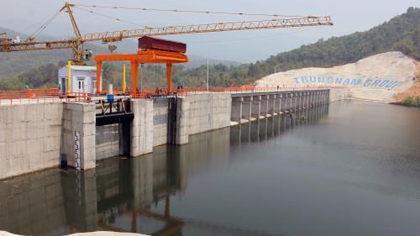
[2,100,420,236]
[0,88,345,180]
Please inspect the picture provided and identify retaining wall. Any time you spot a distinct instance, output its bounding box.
[0,102,63,180]
[188,94,232,135]
[153,98,169,146]
[131,99,154,157]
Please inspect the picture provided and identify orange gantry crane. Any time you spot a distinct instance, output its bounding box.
[0,2,333,65]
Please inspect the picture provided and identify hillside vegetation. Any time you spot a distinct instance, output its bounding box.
[1,7,420,90]
[264,7,420,71]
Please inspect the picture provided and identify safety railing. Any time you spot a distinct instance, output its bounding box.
[0,86,345,105]
[184,85,346,94]
[130,88,188,99]
[0,88,92,105]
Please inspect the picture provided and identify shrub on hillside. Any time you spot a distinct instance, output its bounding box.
[402,96,420,107]
[416,97,420,107]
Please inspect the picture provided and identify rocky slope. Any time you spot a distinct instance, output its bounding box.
[394,60,420,101]
[256,52,417,103]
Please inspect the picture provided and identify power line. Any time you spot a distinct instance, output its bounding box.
[29,9,63,40]
[74,6,150,29]
[17,10,61,37]
[74,4,304,18]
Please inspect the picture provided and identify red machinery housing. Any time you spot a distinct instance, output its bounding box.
[138,36,187,53]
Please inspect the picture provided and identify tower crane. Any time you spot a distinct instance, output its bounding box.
[0,3,333,65]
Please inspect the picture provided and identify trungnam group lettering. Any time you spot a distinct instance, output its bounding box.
[293,76,404,89]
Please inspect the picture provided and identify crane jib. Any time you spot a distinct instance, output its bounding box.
[0,12,333,65]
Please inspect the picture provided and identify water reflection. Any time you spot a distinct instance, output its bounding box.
[0,131,231,236]
[230,105,329,146]
[0,105,328,236]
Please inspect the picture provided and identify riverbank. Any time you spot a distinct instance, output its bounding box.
[391,96,420,107]
[394,60,420,105]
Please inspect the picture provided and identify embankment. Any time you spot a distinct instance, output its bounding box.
[256,51,418,103]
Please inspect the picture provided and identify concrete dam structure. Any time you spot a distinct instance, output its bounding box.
[0,107,330,236]
[0,89,343,180]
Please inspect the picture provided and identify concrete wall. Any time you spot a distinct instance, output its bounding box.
[95,124,121,160]
[0,102,95,180]
[1,91,337,179]
[0,102,63,180]
[153,98,169,146]
[62,102,96,170]
[131,99,153,157]
[188,93,232,135]
[175,97,189,145]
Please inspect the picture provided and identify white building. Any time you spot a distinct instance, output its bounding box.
[58,65,101,94]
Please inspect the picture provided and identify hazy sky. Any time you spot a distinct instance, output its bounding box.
[1,0,419,62]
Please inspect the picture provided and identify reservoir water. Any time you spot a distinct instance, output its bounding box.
[1,101,420,236]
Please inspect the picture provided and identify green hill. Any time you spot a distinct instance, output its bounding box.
[175,7,420,87]
[262,7,420,72]
[0,27,72,76]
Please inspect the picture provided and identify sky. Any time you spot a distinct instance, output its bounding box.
[1,0,419,63]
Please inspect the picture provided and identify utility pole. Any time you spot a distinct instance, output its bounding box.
[206,60,209,92]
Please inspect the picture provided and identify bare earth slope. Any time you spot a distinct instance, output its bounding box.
[394,60,420,101]
[256,52,417,103]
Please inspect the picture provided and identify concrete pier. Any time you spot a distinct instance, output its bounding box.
[131,99,154,157]
[241,96,253,122]
[251,96,261,119]
[231,97,243,123]
[230,89,332,122]
[62,103,96,170]
[260,95,269,117]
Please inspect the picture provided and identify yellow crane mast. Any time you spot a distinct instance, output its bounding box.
[0,3,334,65]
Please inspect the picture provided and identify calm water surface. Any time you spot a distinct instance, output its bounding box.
[1,101,420,236]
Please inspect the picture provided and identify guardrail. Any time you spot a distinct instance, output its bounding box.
[0,88,92,105]
[184,85,346,94]
[0,86,346,105]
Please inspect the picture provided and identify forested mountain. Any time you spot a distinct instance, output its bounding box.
[177,7,420,87]
[205,6,420,87]
[262,7,420,71]
[1,7,420,89]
